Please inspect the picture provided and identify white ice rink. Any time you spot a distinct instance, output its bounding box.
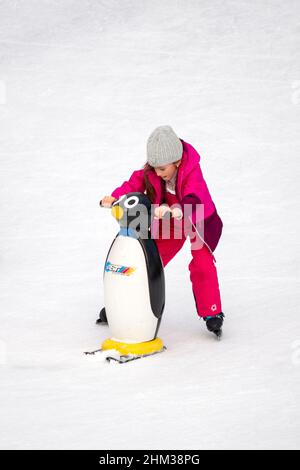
[0,0,299,449]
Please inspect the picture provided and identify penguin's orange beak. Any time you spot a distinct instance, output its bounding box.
[111,205,124,220]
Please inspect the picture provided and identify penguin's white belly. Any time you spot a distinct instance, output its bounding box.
[104,235,158,343]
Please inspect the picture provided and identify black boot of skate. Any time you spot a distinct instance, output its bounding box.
[203,313,224,339]
[96,307,108,325]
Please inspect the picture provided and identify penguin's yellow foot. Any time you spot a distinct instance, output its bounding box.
[101,337,165,356]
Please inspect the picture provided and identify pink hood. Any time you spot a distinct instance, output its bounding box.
[111,140,216,220]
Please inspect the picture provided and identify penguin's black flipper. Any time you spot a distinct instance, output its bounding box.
[96,307,108,325]
[138,237,165,320]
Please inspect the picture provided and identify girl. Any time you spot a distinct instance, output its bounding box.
[99,125,224,337]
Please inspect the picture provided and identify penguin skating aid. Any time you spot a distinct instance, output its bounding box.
[85,193,167,363]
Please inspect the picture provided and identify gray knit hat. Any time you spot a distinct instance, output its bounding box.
[147,125,183,167]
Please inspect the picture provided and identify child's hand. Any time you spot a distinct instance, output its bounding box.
[154,205,172,219]
[172,207,183,220]
[100,196,117,208]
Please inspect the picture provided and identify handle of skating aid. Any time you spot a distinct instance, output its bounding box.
[162,209,173,219]
[99,199,113,209]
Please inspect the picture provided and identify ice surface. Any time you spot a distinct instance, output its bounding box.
[0,0,299,450]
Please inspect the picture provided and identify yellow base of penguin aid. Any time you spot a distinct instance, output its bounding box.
[101,337,164,356]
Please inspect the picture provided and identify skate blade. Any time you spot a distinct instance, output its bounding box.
[214,329,222,340]
[84,348,103,355]
[106,346,167,364]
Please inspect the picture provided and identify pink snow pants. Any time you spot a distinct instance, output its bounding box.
[153,191,222,318]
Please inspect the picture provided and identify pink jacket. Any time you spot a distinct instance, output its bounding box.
[111,140,223,251]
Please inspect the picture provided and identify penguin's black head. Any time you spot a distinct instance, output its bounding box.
[111,192,152,236]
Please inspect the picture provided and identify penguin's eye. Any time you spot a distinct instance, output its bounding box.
[124,196,139,208]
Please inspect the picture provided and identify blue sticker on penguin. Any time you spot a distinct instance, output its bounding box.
[105,261,136,276]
